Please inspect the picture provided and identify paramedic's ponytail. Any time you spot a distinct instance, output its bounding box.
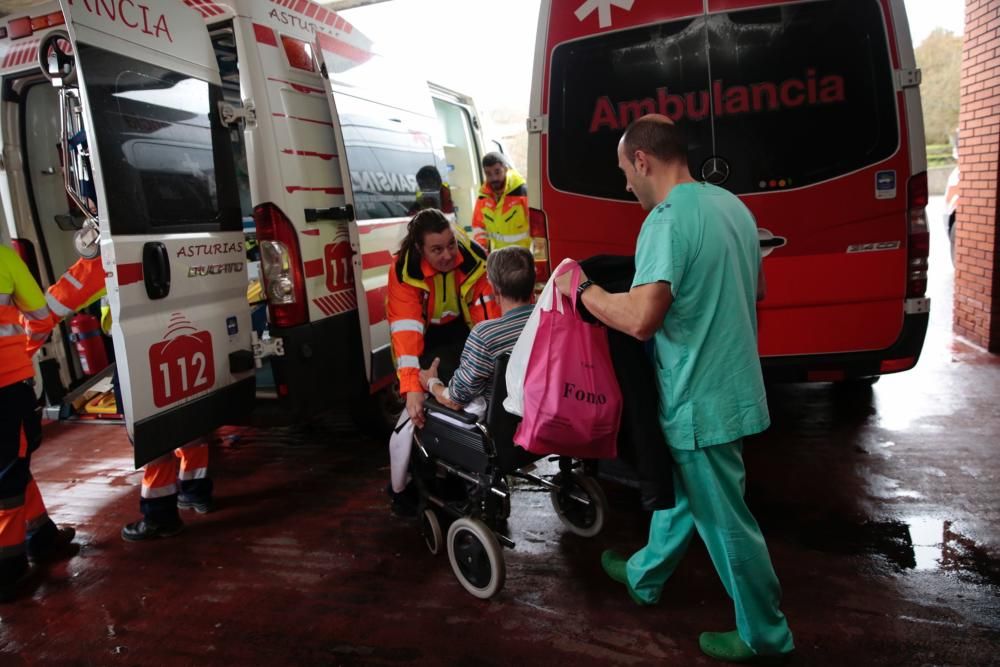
[397,208,450,267]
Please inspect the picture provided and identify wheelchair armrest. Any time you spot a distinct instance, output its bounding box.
[425,396,479,426]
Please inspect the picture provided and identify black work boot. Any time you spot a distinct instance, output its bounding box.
[121,518,184,542]
[27,525,78,563]
[386,482,418,518]
[0,559,37,604]
[177,495,213,514]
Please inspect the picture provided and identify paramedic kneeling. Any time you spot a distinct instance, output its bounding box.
[386,247,534,517]
[555,114,793,663]
[387,209,499,430]
[420,246,535,409]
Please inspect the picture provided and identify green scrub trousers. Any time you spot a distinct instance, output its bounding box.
[626,440,794,656]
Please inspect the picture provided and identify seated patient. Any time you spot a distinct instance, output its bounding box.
[419,245,536,409]
[388,246,535,515]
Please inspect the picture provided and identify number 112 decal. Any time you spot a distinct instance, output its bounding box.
[149,314,216,408]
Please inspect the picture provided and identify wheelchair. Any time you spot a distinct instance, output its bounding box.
[410,353,610,599]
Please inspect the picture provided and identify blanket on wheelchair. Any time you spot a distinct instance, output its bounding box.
[389,396,487,493]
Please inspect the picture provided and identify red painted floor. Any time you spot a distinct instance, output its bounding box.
[2,199,999,665]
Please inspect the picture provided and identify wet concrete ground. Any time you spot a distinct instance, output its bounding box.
[2,197,998,665]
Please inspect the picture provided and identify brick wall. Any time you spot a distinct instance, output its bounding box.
[956,0,1000,351]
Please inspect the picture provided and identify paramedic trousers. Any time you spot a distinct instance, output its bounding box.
[139,442,212,524]
[626,440,795,656]
[0,381,63,589]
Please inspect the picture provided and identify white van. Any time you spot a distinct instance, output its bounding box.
[0,0,486,465]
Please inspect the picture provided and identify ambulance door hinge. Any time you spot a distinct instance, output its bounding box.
[895,68,922,90]
[904,297,930,315]
[526,115,548,134]
[251,331,285,366]
[218,100,256,128]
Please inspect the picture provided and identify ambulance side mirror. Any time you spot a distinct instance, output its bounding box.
[38,31,77,88]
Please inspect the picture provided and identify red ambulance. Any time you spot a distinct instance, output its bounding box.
[528,0,930,381]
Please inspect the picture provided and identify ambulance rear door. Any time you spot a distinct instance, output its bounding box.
[57,0,254,467]
[703,0,913,357]
[314,33,449,391]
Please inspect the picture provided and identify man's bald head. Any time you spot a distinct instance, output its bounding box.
[620,114,688,167]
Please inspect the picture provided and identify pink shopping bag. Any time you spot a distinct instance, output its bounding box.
[514,262,621,458]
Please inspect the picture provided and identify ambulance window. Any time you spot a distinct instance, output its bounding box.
[336,94,443,220]
[547,16,712,202]
[707,0,898,194]
[76,44,240,234]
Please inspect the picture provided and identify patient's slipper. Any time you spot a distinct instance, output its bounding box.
[600,549,652,606]
[698,631,757,663]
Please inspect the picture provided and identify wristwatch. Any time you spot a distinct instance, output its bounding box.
[576,279,595,308]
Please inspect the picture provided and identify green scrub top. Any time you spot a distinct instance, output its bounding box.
[632,182,770,450]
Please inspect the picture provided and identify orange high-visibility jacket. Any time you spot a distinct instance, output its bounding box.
[387,235,499,394]
[471,167,530,252]
[0,245,54,389]
[24,255,107,357]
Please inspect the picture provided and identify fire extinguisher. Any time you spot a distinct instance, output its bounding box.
[69,313,109,376]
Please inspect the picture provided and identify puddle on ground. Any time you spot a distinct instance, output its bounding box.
[799,516,1000,587]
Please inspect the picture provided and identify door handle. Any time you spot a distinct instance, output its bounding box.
[40,167,55,175]
[142,242,171,300]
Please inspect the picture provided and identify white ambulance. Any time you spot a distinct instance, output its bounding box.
[0,0,486,465]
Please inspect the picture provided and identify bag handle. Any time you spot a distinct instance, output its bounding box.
[552,261,583,315]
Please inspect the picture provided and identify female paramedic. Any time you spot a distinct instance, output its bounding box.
[386,208,500,429]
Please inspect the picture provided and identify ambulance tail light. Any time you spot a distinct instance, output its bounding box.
[280,35,316,73]
[7,11,64,40]
[529,207,550,285]
[10,238,42,286]
[253,203,307,328]
[906,172,929,298]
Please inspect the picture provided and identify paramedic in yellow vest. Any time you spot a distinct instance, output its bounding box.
[387,209,500,429]
[471,152,530,252]
[30,254,215,541]
[1,245,77,603]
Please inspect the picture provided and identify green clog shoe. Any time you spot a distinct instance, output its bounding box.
[600,549,653,606]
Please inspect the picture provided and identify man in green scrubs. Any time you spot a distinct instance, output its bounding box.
[555,114,793,662]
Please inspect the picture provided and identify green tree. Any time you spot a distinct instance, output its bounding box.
[916,28,962,145]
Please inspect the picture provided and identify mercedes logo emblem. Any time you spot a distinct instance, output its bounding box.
[701,157,730,185]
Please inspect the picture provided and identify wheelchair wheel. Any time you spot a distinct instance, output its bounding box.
[421,508,443,556]
[446,517,505,599]
[550,473,607,538]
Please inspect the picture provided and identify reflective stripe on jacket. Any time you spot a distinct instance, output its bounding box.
[25,255,107,357]
[386,232,500,394]
[471,168,530,252]
[0,245,54,388]
[45,256,106,319]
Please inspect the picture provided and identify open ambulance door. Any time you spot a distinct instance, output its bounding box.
[56,1,254,467]
[314,29,435,394]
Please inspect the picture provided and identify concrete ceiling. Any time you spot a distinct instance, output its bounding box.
[0,0,393,17]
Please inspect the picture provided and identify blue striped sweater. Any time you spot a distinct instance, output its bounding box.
[448,304,533,405]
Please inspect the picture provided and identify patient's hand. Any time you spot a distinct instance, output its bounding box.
[419,357,440,390]
[436,393,463,411]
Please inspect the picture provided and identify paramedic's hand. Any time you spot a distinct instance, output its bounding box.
[406,391,426,429]
[555,262,588,297]
[419,358,441,390]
